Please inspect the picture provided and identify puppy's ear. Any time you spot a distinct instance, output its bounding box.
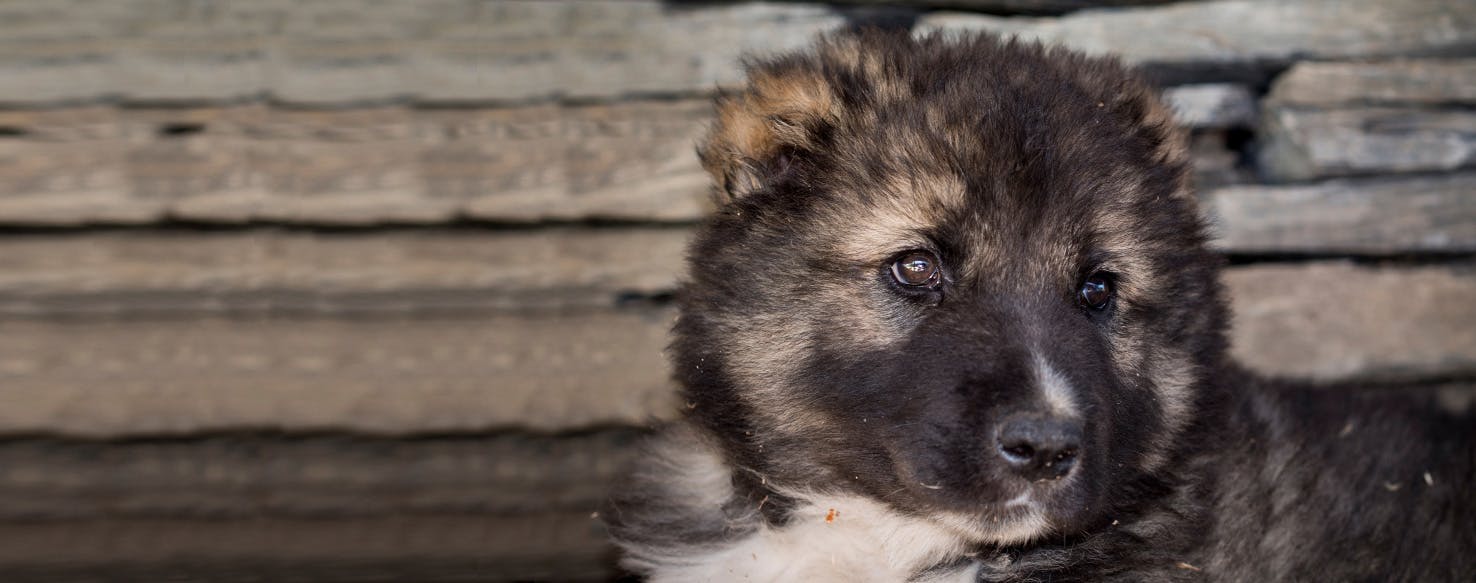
[699,65,839,204]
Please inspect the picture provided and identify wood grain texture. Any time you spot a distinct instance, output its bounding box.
[921,0,1476,84]
[0,431,643,520]
[0,310,679,436]
[0,512,616,583]
[1203,173,1476,253]
[0,229,690,314]
[1257,106,1476,181]
[0,259,1470,436]
[1226,262,1476,382]
[1268,59,1476,107]
[0,102,715,224]
[0,0,855,105]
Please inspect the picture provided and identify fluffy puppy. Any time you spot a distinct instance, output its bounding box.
[605,30,1475,582]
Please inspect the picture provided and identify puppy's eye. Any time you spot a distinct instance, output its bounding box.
[1078,273,1114,310]
[891,251,942,287]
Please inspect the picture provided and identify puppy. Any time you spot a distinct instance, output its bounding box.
[606,31,1475,582]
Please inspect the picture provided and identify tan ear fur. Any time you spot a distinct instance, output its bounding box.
[700,67,840,203]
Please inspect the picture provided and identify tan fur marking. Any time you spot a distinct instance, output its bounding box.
[703,68,841,201]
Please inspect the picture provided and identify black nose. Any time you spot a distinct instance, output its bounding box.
[997,416,1082,482]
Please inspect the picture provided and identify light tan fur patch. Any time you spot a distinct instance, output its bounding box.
[703,68,841,201]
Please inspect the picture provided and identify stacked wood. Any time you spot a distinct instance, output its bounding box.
[0,1,1471,581]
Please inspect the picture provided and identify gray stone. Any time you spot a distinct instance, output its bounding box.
[921,0,1476,84]
[1202,173,1476,253]
[1164,84,1257,129]
[1226,262,1476,383]
[1258,106,1476,181]
[1268,59,1476,107]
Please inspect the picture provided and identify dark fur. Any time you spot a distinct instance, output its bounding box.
[606,31,1476,581]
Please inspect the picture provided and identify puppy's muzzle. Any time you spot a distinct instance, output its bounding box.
[996,415,1082,482]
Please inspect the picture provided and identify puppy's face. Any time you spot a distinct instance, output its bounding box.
[675,33,1227,545]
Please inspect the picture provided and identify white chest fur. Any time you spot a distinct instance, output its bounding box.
[647,495,980,583]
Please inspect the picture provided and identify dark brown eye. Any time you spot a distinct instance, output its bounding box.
[1078,273,1113,310]
[891,251,942,287]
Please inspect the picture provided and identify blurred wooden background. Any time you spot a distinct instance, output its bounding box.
[0,0,1472,581]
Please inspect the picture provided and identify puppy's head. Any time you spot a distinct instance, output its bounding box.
[675,31,1228,545]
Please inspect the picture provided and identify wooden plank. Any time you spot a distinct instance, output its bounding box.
[0,94,1274,226]
[1257,58,1476,181]
[1203,173,1476,253]
[0,431,643,520]
[1164,84,1256,129]
[1257,105,1476,181]
[453,99,714,222]
[921,0,1476,84]
[0,229,690,315]
[0,0,859,105]
[1268,59,1476,108]
[0,512,616,583]
[0,310,679,436]
[0,102,716,225]
[834,1,1191,14]
[1226,262,1476,383]
[0,255,1470,436]
[0,108,146,225]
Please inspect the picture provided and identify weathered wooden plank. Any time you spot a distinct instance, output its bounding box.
[1226,262,1476,383]
[6,1,1474,105]
[0,229,690,314]
[833,1,1191,14]
[0,93,1349,226]
[0,310,679,436]
[1257,58,1476,181]
[0,257,1470,436]
[1163,84,1256,129]
[1268,59,1476,108]
[0,431,642,520]
[0,108,147,225]
[1257,105,1476,181]
[1203,173,1476,253]
[454,100,714,222]
[921,0,1476,84]
[0,512,616,583]
[0,0,860,105]
[0,102,716,225]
